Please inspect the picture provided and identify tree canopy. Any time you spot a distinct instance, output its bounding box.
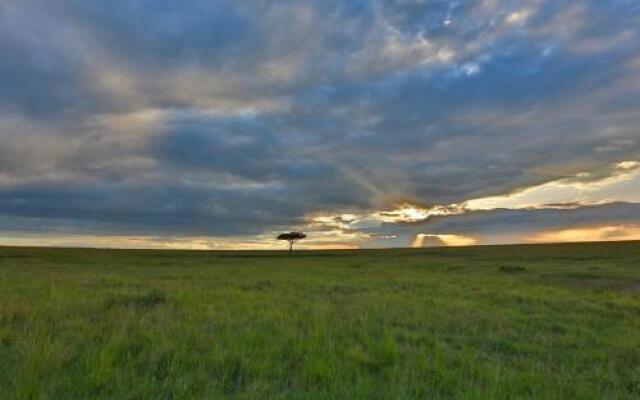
[277,232,307,254]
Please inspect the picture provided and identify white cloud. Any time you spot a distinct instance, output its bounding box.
[616,160,640,170]
[465,162,640,210]
[505,9,532,25]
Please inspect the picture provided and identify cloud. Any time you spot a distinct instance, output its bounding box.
[0,0,639,248]
[464,161,640,210]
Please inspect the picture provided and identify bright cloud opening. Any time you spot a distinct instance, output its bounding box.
[411,233,478,248]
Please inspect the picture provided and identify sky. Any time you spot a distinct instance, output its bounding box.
[0,0,639,250]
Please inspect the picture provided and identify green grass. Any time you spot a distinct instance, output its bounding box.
[1,241,639,399]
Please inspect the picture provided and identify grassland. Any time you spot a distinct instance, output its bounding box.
[1,241,639,399]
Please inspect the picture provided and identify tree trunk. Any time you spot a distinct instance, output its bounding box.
[289,241,293,255]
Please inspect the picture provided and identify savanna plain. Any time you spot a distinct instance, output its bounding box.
[1,241,639,399]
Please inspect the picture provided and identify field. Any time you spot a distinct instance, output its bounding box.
[1,242,639,399]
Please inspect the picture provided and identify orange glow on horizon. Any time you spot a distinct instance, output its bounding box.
[530,225,640,243]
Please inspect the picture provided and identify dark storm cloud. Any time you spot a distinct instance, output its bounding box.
[0,183,298,236]
[0,0,639,243]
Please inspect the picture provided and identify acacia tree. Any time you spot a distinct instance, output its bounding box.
[277,232,307,255]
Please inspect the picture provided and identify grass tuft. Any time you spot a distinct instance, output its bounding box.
[104,289,167,310]
[498,265,527,273]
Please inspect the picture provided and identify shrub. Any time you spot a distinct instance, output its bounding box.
[498,265,526,273]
